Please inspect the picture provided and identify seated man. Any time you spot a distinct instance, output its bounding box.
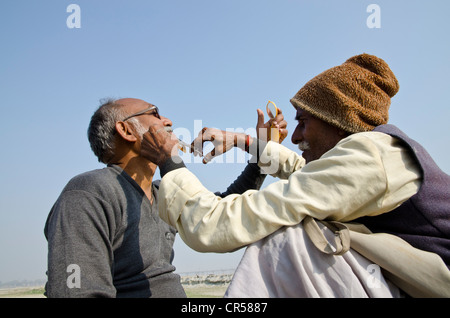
[44,97,283,297]
[140,54,450,297]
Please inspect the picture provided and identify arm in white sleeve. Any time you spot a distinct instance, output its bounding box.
[257,141,306,179]
[158,133,421,253]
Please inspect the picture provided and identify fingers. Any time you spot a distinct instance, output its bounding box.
[276,115,288,143]
[270,108,286,128]
[192,127,236,164]
[200,135,223,164]
[202,150,214,164]
[185,111,288,163]
[203,146,227,164]
[189,127,216,163]
[191,127,214,153]
[141,124,180,165]
[275,112,288,142]
[142,124,168,144]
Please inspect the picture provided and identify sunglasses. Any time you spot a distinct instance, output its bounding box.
[122,105,161,122]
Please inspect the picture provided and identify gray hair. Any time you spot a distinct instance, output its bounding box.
[87,98,146,164]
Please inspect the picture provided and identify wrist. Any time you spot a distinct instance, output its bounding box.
[245,134,251,152]
[159,156,186,177]
[234,133,251,152]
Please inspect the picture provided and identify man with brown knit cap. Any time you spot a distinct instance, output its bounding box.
[140,53,450,297]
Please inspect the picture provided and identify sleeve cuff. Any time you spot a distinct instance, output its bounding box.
[159,156,186,178]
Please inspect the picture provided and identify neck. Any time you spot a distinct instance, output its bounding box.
[114,156,157,202]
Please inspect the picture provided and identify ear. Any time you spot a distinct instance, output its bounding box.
[115,121,138,143]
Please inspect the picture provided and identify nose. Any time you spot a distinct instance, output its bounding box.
[160,116,173,127]
[291,125,302,145]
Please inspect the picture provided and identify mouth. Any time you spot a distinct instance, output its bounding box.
[298,141,310,152]
[164,126,203,156]
[164,126,173,133]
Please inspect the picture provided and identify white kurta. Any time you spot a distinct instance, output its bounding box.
[158,132,450,297]
[224,222,400,297]
[158,132,421,252]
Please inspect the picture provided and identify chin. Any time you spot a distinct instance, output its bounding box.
[301,152,309,164]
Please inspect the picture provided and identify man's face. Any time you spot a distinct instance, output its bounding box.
[291,108,346,164]
[118,98,173,138]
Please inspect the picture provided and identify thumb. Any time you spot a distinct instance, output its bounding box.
[256,109,265,128]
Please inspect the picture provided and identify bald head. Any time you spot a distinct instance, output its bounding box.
[116,98,155,115]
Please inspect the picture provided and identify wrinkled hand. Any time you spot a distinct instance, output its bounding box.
[256,108,288,143]
[140,125,180,166]
[192,107,288,164]
[191,127,242,164]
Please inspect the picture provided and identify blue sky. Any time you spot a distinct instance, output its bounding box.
[0,1,449,282]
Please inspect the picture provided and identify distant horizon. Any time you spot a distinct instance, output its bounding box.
[0,268,237,289]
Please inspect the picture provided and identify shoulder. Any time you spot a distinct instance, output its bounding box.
[337,131,422,181]
[343,130,394,145]
[46,167,123,231]
[338,131,405,157]
[322,131,394,162]
[63,166,119,192]
[348,131,420,162]
[56,166,126,207]
[67,166,114,184]
[307,131,405,177]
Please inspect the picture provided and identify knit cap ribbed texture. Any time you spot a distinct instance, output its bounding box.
[290,53,400,133]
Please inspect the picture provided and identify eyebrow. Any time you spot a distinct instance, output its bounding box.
[295,109,310,121]
[295,113,306,121]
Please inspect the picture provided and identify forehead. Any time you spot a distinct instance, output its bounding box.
[117,98,154,112]
[295,108,313,119]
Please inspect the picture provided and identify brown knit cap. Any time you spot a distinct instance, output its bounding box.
[290,53,400,133]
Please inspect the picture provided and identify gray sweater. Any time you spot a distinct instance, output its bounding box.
[44,162,265,297]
